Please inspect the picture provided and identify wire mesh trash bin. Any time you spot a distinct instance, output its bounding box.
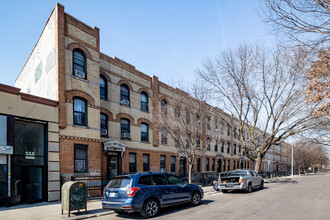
[61,181,87,217]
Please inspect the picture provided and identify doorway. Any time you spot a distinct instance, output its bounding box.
[217,159,222,172]
[179,158,186,177]
[13,166,43,204]
[106,152,120,181]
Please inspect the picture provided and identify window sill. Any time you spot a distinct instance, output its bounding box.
[121,137,131,141]
[73,124,88,128]
[101,97,109,101]
[72,74,88,82]
[141,141,150,144]
[120,103,131,108]
[140,110,149,113]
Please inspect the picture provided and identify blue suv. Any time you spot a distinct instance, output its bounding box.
[102,172,203,218]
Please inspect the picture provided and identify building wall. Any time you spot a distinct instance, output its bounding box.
[15,9,58,101]
[0,84,59,202]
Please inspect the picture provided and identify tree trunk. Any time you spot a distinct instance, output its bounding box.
[254,156,262,173]
[188,163,192,184]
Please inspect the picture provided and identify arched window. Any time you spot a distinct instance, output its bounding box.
[120,84,130,106]
[161,128,167,144]
[141,123,149,142]
[207,138,211,150]
[234,144,237,155]
[141,92,148,111]
[161,99,167,115]
[196,136,201,149]
[227,142,230,153]
[73,49,86,79]
[121,118,130,139]
[100,75,107,99]
[214,140,218,152]
[221,141,224,152]
[73,98,87,126]
[206,117,210,130]
[174,107,180,120]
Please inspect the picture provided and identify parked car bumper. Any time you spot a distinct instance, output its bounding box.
[219,183,246,190]
[102,199,142,212]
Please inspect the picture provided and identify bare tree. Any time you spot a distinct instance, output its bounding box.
[260,0,330,47]
[197,44,322,173]
[293,141,329,174]
[160,83,210,183]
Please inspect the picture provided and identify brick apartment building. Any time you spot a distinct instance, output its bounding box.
[13,3,289,198]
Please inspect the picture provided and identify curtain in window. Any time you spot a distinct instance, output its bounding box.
[75,148,86,172]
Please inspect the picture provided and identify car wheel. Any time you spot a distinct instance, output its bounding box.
[141,199,159,218]
[260,181,264,189]
[247,184,253,193]
[191,192,201,206]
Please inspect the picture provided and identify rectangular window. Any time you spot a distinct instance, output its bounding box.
[100,113,108,136]
[171,156,176,172]
[227,160,230,171]
[74,144,88,173]
[129,153,137,173]
[227,143,230,154]
[223,160,226,171]
[206,158,209,171]
[160,155,166,171]
[212,159,215,171]
[143,154,150,172]
[221,142,224,153]
[214,141,218,152]
[233,160,236,170]
[234,144,236,155]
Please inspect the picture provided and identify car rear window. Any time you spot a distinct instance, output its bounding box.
[227,171,247,176]
[107,177,131,188]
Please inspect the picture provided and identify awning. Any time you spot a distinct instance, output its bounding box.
[103,141,127,157]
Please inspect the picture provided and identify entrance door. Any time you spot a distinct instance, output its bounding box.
[13,166,43,204]
[28,167,43,203]
[107,152,119,180]
[217,159,222,172]
[179,158,186,177]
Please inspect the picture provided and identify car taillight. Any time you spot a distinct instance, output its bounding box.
[126,187,140,197]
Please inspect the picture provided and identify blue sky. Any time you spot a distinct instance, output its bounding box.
[0,0,276,87]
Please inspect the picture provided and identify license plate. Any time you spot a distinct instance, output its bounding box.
[109,192,116,197]
[226,185,233,188]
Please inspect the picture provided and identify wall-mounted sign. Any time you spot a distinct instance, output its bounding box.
[25,151,35,160]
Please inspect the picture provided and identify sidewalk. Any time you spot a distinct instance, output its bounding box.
[0,185,215,220]
[0,199,113,220]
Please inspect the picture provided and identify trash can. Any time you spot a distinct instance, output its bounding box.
[61,181,87,217]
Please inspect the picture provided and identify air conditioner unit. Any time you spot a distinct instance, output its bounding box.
[100,129,108,136]
[74,69,86,78]
[121,99,130,106]
[122,132,131,139]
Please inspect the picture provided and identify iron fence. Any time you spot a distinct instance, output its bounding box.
[60,175,108,198]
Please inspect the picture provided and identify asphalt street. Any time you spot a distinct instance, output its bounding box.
[92,173,330,220]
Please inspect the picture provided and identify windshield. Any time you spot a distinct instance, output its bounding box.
[107,177,131,188]
[227,171,248,176]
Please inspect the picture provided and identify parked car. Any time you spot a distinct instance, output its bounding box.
[102,172,204,218]
[218,169,264,193]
